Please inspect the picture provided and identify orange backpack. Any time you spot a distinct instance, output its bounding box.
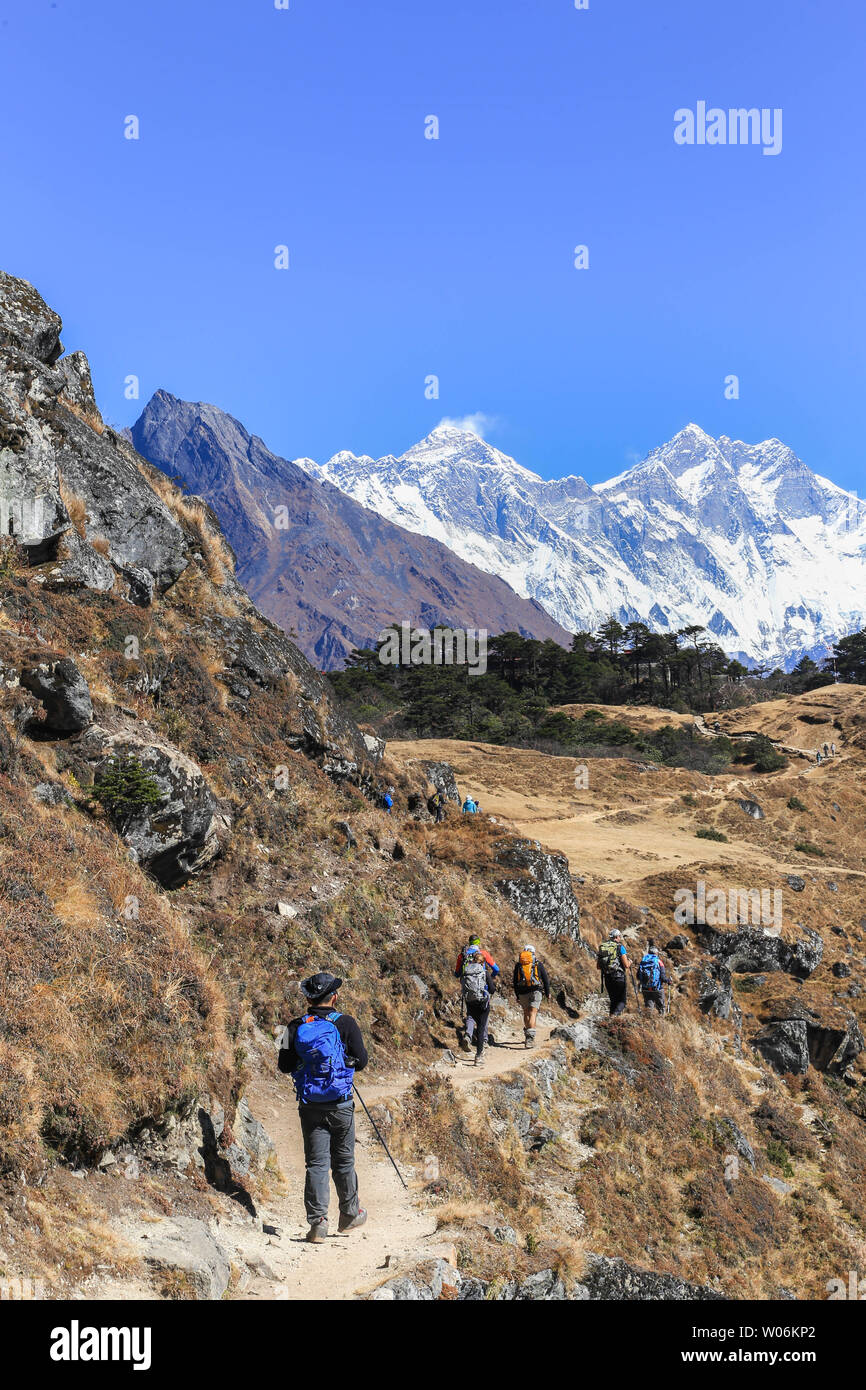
[518,950,540,987]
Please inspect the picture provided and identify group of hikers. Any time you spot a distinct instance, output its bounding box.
[279,928,675,1242]
[428,788,482,820]
[815,741,837,766]
[453,936,550,1062]
[383,787,482,822]
[277,938,553,1240]
[596,929,671,1015]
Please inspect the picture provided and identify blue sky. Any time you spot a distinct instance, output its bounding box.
[1,0,864,489]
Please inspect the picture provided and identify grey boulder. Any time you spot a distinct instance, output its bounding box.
[20,656,93,732]
[494,838,581,941]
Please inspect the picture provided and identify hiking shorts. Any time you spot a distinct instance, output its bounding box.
[518,989,543,1008]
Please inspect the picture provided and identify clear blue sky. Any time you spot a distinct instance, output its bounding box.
[1,0,864,489]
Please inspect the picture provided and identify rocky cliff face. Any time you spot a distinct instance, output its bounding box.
[130,391,573,670]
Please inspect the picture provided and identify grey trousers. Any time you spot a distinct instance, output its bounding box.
[298,1100,359,1224]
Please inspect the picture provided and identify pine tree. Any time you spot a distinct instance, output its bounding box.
[93,754,163,831]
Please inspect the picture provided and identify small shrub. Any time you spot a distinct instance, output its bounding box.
[92,755,162,831]
[766,1139,795,1177]
[794,841,825,858]
[696,827,728,842]
[787,796,807,813]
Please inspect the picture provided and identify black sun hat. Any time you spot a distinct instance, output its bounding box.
[300,971,343,1004]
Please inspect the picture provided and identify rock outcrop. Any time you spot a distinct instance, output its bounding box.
[370,1253,725,1301]
[493,839,581,941]
[20,655,92,732]
[697,923,823,979]
[0,271,190,599]
[84,728,222,887]
[752,1013,863,1076]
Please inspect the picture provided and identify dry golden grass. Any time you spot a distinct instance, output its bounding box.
[58,478,88,537]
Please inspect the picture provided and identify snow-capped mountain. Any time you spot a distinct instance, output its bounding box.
[299,423,866,668]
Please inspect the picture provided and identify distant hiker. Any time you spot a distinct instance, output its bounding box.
[816,751,822,766]
[513,944,550,1048]
[278,972,369,1243]
[431,790,446,824]
[383,790,394,814]
[831,742,836,756]
[637,942,669,1014]
[823,742,830,757]
[458,945,494,1065]
[597,929,630,1016]
[462,796,478,814]
[714,720,721,734]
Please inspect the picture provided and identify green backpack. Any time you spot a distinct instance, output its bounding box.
[598,940,625,979]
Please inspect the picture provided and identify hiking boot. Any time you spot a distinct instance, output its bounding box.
[524,1030,536,1049]
[306,1219,328,1243]
[474,1048,486,1066]
[338,1208,368,1233]
[458,1033,472,1054]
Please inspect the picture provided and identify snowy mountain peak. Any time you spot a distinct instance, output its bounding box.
[297,422,866,669]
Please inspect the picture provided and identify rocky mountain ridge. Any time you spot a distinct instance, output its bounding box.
[130,391,571,670]
[306,421,866,669]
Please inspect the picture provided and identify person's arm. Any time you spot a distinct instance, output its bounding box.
[339,1015,369,1071]
[277,1021,299,1075]
[454,951,463,978]
[513,962,520,996]
[620,947,630,971]
[539,962,551,998]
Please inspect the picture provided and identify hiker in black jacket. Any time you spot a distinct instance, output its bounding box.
[278,971,369,1244]
[597,929,630,1016]
[513,945,550,1048]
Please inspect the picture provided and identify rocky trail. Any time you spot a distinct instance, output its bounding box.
[237,1011,560,1301]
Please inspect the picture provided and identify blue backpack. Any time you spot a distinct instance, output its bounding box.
[638,953,662,991]
[292,1010,355,1104]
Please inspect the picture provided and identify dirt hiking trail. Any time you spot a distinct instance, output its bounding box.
[239,1014,558,1301]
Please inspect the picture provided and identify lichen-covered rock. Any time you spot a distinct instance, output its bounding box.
[204,612,370,781]
[575,1254,727,1301]
[139,1217,231,1300]
[0,269,63,363]
[493,838,580,941]
[363,733,385,762]
[697,923,823,979]
[751,1015,862,1075]
[20,655,93,732]
[86,729,221,887]
[697,959,735,1020]
[752,1019,811,1074]
[424,761,461,803]
[0,270,189,597]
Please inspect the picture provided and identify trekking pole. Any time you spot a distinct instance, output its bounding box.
[353,1084,408,1190]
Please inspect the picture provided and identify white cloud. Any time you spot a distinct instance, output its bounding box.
[436,412,499,439]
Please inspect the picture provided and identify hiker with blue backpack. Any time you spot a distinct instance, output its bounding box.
[636,942,669,1014]
[278,971,369,1243]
